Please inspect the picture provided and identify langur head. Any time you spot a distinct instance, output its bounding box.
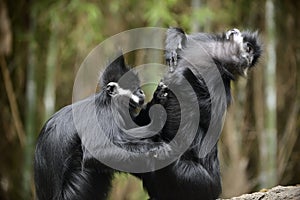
[106,82,145,108]
[225,29,262,76]
[101,52,145,109]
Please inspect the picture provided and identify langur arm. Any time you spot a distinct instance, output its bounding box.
[165,28,187,72]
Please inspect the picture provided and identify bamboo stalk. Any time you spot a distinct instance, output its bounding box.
[0,55,25,146]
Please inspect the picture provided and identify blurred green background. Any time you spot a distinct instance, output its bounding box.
[0,0,299,199]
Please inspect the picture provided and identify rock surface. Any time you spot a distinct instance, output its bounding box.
[223,185,300,200]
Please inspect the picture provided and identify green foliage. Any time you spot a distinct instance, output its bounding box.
[109,173,149,200]
[4,0,300,199]
[180,6,214,31]
[192,7,214,24]
[31,1,106,109]
[144,0,178,26]
[46,1,103,53]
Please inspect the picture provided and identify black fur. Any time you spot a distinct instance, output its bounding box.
[34,28,262,200]
[34,54,170,200]
[137,28,262,200]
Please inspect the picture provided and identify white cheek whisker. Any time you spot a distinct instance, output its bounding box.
[107,82,133,98]
[131,94,140,104]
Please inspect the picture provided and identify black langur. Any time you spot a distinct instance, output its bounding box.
[138,28,262,200]
[34,53,170,200]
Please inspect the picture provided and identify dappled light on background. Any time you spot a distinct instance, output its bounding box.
[0,0,299,199]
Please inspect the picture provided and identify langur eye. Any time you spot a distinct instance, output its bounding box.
[137,88,144,95]
[106,82,118,96]
[246,43,253,53]
[106,85,115,95]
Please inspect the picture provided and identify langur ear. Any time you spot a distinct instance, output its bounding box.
[101,53,128,86]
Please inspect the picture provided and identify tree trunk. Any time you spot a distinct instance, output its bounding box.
[275,0,300,184]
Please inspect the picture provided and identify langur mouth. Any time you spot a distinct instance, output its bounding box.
[239,66,253,77]
[129,98,144,108]
[138,99,144,106]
